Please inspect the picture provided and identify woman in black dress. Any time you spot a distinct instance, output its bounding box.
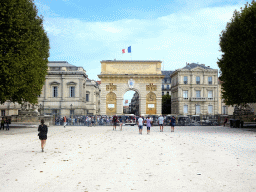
[38,119,48,152]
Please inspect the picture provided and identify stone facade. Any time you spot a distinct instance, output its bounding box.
[38,61,100,117]
[0,61,100,119]
[171,63,218,115]
[98,60,164,116]
[161,71,173,96]
[129,92,139,115]
[85,79,100,115]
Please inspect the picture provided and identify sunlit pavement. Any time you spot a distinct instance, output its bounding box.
[0,125,256,192]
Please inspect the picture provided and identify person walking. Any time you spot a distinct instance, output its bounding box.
[112,114,118,130]
[223,118,228,127]
[38,119,48,152]
[138,116,143,135]
[6,118,10,131]
[63,116,67,128]
[119,117,123,131]
[146,117,152,135]
[170,116,176,132]
[158,115,164,132]
[1,118,5,130]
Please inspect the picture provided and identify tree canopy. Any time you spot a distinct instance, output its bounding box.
[0,0,49,104]
[218,0,256,106]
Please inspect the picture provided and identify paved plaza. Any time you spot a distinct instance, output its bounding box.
[0,125,256,192]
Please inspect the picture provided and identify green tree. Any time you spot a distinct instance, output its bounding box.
[218,0,256,107]
[0,0,50,104]
[162,94,171,114]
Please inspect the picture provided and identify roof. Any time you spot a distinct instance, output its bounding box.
[161,70,174,78]
[102,60,162,62]
[48,61,76,67]
[182,63,212,70]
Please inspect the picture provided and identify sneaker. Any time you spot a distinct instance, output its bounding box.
[42,148,44,152]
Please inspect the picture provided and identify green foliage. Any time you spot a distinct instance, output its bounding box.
[162,94,171,114]
[0,0,49,104]
[218,0,256,106]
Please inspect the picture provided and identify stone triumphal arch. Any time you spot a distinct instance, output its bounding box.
[98,60,164,116]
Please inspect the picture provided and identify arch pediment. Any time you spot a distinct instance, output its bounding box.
[67,81,77,86]
[50,81,60,85]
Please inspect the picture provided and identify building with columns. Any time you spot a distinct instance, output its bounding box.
[161,71,173,96]
[38,61,100,116]
[0,61,100,118]
[171,63,219,115]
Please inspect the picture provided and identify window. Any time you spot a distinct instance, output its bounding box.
[1,110,5,116]
[162,85,164,89]
[208,90,213,99]
[223,106,227,114]
[165,79,167,83]
[162,92,164,96]
[183,91,188,99]
[52,109,57,115]
[167,85,170,89]
[167,91,169,95]
[86,94,89,102]
[208,76,212,84]
[53,86,58,97]
[196,76,200,84]
[70,86,75,97]
[208,105,213,114]
[196,105,201,114]
[184,105,188,114]
[196,90,201,98]
[184,76,188,84]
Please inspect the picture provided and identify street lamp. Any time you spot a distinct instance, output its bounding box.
[70,104,73,125]
[39,104,42,116]
[70,104,73,117]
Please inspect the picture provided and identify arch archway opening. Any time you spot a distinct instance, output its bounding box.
[123,90,139,116]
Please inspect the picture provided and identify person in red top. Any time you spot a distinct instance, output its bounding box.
[63,116,67,128]
[112,114,118,131]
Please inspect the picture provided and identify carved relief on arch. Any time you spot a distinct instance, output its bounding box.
[106,92,117,115]
[106,92,116,102]
[146,92,156,102]
[146,92,156,115]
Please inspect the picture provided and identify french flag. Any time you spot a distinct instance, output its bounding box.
[122,46,131,53]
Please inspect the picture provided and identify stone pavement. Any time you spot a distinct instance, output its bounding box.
[0,125,256,192]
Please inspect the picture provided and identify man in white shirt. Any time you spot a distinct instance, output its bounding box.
[138,116,144,135]
[158,115,164,132]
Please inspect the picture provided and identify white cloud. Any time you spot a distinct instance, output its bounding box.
[42,3,246,80]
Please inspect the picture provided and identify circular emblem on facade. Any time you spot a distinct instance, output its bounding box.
[128,79,135,88]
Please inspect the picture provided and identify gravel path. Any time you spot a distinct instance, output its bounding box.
[0,125,256,192]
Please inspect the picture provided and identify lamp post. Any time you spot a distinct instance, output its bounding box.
[39,104,42,116]
[70,104,73,117]
[70,104,73,125]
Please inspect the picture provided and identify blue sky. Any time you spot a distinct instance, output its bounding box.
[35,0,249,104]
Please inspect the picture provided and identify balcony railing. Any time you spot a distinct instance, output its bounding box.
[191,97,206,101]
[207,98,214,101]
